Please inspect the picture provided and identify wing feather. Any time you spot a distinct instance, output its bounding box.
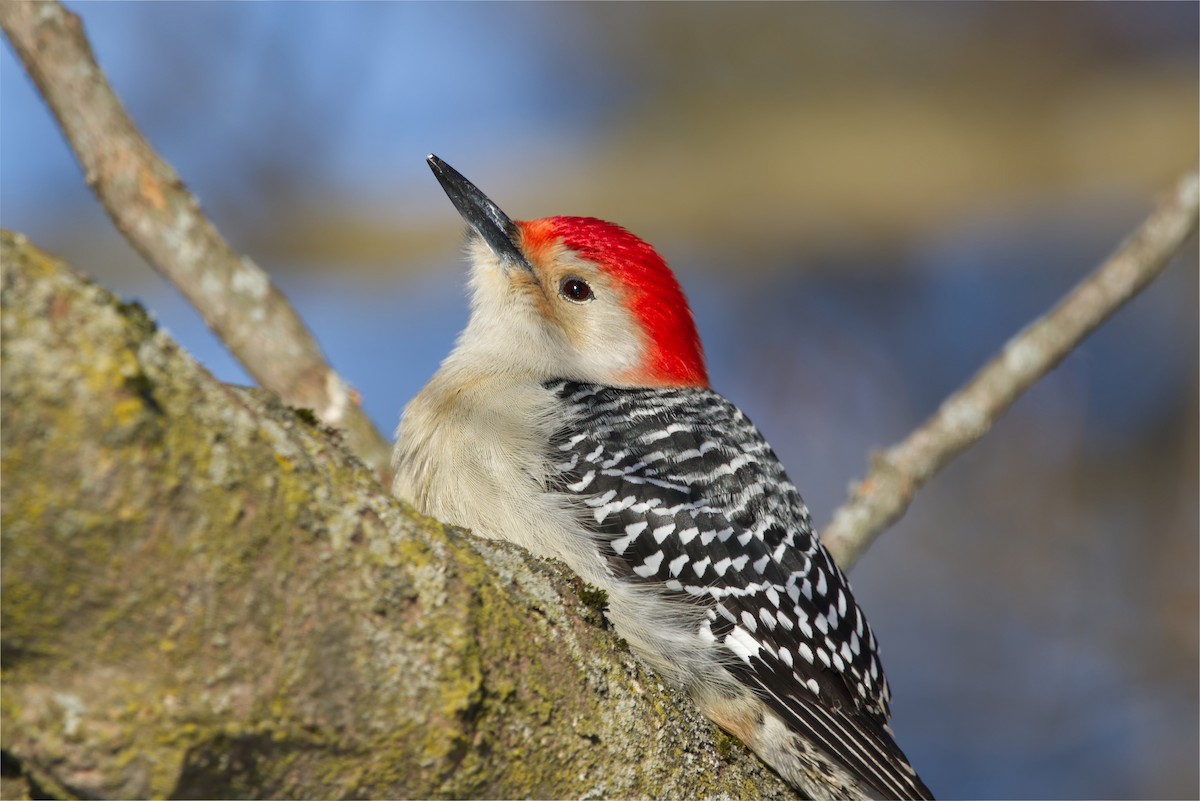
[551,381,932,799]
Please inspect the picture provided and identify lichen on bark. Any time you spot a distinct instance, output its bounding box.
[0,230,794,800]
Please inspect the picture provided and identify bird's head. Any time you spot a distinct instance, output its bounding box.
[428,155,708,389]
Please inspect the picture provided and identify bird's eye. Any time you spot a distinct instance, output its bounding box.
[560,277,594,303]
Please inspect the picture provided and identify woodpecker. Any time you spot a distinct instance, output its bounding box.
[393,155,933,800]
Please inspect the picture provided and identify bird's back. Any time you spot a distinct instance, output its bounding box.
[548,380,932,800]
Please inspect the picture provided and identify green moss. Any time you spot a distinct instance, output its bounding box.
[289,406,320,427]
[115,299,157,337]
[716,727,745,759]
[576,582,609,616]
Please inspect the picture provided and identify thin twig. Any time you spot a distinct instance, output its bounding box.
[823,168,1199,571]
[0,0,392,481]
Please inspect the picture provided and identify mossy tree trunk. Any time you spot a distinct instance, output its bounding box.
[0,230,794,800]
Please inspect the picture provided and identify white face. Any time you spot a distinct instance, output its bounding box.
[453,235,647,386]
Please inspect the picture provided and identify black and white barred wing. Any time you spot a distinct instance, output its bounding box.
[550,381,932,800]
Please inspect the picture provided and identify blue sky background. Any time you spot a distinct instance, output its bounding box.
[3,4,1197,797]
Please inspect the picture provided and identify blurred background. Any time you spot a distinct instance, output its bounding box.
[2,3,1197,797]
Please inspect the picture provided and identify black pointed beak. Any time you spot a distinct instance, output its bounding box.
[427,155,533,273]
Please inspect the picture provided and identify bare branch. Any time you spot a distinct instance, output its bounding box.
[0,0,392,481]
[823,168,1199,570]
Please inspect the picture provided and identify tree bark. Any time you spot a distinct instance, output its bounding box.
[0,230,794,800]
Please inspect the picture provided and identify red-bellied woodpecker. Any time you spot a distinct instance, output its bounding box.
[393,155,933,799]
